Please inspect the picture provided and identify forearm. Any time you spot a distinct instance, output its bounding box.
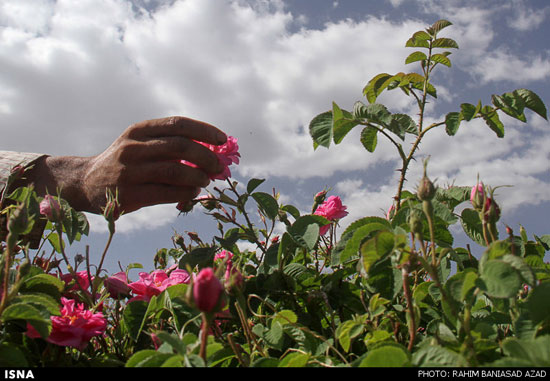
[12,155,95,213]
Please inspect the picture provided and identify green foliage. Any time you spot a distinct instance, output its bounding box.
[1,18,549,368]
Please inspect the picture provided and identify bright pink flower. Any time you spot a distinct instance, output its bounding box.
[193,267,224,313]
[182,136,240,180]
[104,272,131,299]
[214,250,234,268]
[60,270,93,293]
[39,195,62,221]
[26,297,107,351]
[128,269,190,302]
[314,195,349,235]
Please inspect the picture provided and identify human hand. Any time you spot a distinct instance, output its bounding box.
[34,116,227,215]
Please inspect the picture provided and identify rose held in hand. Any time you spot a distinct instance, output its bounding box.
[314,195,349,235]
[182,136,240,181]
[193,267,224,313]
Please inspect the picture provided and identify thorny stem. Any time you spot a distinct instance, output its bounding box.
[402,266,416,351]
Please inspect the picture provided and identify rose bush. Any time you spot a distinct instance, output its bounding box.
[1,20,549,368]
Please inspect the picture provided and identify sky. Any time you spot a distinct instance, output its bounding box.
[1,0,549,274]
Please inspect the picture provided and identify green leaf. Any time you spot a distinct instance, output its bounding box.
[362,73,395,103]
[337,320,364,352]
[265,321,285,351]
[428,20,453,35]
[125,350,175,367]
[332,102,359,144]
[1,302,51,339]
[479,105,505,137]
[278,352,310,367]
[361,231,395,274]
[251,192,279,220]
[405,31,431,48]
[405,51,427,65]
[246,178,265,194]
[526,282,550,325]
[445,112,462,136]
[479,259,522,299]
[0,343,29,367]
[461,208,485,246]
[460,103,478,121]
[122,300,149,342]
[273,309,298,327]
[392,113,419,135]
[515,88,548,120]
[334,222,390,265]
[179,246,216,270]
[360,126,378,152]
[359,343,411,367]
[309,111,333,149]
[287,215,322,250]
[12,293,61,316]
[353,102,393,128]
[20,273,65,299]
[431,37,459,49]
[492,92,526,122]
[430,53,451,67]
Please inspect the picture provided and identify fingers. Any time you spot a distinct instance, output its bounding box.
[129,116,227,146]
[132,161,212,189]
[121,184,201,213]
[135,136,224,175]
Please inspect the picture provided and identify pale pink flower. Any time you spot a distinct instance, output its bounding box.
[314,195,349,235]
[26,297,107,351]
[128,269,190,302]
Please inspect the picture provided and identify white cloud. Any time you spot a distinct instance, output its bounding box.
[508,1,550,31]
[470,49,550,84]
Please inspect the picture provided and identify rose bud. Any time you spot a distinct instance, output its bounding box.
[193,267,225,313]
[40,194,62,222]
[470,182,485,210]
[104,272,131,299]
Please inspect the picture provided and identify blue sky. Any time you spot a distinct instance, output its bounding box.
[1,0,549,273]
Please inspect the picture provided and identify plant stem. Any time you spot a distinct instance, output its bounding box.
[402,266,416,351]
[199,313,210,363]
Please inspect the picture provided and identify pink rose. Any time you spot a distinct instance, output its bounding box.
[26,297,107,351]
[39,194,62,221]
[60,270,93,293]
[314,195,349,235]
[181,136,240,181]
[214,250,234,268]
[128,268,190,302]
[193,267,224,313]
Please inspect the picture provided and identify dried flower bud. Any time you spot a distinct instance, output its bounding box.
[417,176,436,201]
